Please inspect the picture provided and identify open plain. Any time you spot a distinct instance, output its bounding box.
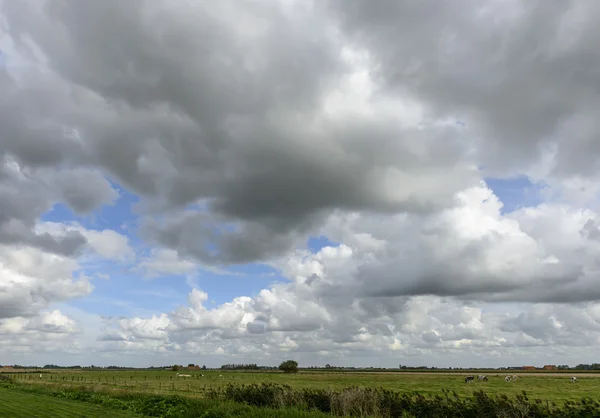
[7,370,600,405]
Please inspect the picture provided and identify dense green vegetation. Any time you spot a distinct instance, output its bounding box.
[206,382,600,417]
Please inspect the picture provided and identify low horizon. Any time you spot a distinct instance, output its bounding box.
[2,363,595,370]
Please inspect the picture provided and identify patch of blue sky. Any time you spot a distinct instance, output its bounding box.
[42,182,140,240]
[66,271,189,317]
[307,235,340,252]
[190,263,285,305]
[484,175,545,214]
[41,181,346,315]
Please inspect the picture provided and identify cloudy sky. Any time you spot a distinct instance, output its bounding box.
[1,0,600,369]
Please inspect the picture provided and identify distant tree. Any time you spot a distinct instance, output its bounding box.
[279,360,298,373]
[221,363,259,370]
[325,364,331,369]
[202,365,207,370]
[172,365,181,371]
[188,364,195,368]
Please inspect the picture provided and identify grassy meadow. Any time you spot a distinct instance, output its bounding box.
[7,369,600,404]
[0,386,144,417]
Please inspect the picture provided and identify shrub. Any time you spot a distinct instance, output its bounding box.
[279,360,299,374]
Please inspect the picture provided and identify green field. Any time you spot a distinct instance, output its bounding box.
[0,387,142,417]
[9,370,600,404]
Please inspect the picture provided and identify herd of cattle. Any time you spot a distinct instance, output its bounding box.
[465,375,579,383]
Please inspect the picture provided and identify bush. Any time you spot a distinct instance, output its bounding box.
[279,360,299,374]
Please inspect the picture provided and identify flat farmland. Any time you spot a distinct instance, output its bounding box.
[10,370,600,404]
[0,386,142,417]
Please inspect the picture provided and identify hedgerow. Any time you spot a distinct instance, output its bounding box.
[205,382,600,417]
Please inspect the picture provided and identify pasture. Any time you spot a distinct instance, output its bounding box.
[0,386,143,417]
[8,370,600,404]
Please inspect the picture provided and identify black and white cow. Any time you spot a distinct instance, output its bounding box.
[478,375,488,382]
[465,375,475,383]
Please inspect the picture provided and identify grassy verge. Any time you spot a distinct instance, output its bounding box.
[0,379,329,418]
[0,387,144,417]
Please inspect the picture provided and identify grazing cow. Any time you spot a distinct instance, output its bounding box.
[512,375,518,382]
[505,376,511,382]
[478,375,488,382]
[176,373,191,378]
[571,377,578,383]
[39,374,42,379]
[465,375,475,383]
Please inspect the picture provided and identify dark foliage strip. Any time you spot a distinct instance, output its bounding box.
[206,382,600,417]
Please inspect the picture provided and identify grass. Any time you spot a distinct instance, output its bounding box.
[0,381,330,418]
[3,372,600,417]
[0,386,143,417]
[10,370,600,405]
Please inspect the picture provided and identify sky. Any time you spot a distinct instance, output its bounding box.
[1,0,600,369]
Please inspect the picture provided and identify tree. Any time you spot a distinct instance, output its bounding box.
[279,360,298,373]
[188,364,195,368]
[202,365,207,370]
[172,365,181,371]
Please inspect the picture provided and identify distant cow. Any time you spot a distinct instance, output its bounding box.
[505,376,512,382]
[465,375,475,383]
[478,375,488,382]
[571,377,578,383]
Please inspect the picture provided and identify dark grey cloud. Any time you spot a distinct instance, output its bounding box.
[1,0,478,264]
[0,154,118,255]
[581,219,600,241]
[324,0,600,179]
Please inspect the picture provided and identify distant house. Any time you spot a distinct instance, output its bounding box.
[543,365,557,370]
[522,366,536,371]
